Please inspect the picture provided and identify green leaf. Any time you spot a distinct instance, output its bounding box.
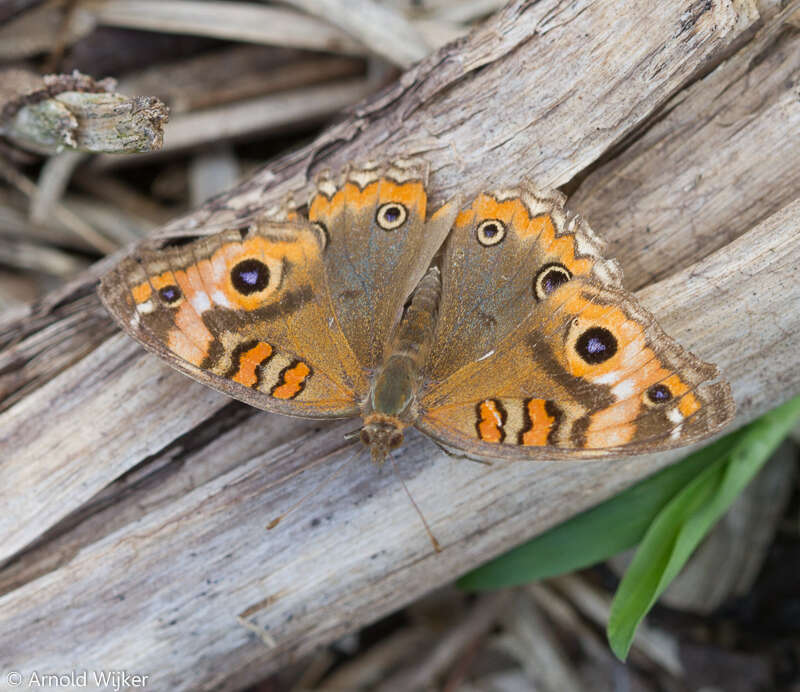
[458,434,739,591]
[607,395,800,660]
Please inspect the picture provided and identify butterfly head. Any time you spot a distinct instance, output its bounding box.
[360,414,405,465]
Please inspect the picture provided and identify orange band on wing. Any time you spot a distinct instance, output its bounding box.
[476,399,506,443]
[460,195,594,276]
[232,342,273,387]
[678,392,700,417]
[132,282,152,303]
[519,398,556,446]
[271,360,311,399]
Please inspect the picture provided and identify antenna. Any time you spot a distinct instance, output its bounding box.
[390,455,442,553]
[267,442,363,530]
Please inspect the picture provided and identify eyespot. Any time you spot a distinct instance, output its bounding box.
[476,219,506,246]
[534,263,572,300]
[311,221,329,248]
[158,285,182,305]
[231,258,270,295]
[376,203,407,231]
[646,383,672,404]
[575,326,618,364]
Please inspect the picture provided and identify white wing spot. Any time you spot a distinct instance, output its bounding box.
[611,379,636,400]
[211,290,232,308]
[477,350,495,362]
[191,292,211,313]
[667,407,684,424]
[593,370,622,385]
[137,300,155,314]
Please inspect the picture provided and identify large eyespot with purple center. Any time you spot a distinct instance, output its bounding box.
[376,202,407,231]
[231,258,270,295]
[476,219,506,247]
[533,262,572,301]
[574,326,618,365]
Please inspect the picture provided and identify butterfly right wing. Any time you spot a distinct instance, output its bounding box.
[417,276,734,460]
[416,184,734,460]
[425,184,623,382]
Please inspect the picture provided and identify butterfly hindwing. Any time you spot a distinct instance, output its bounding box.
[426,184,622,382]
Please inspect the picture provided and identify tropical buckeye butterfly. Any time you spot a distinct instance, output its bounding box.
[100,158,734,463]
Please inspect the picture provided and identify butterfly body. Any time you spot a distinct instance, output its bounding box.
[361,265,441,461]
[99,158,734,464]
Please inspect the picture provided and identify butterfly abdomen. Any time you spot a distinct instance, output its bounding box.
[361,267,442,461]
[388,266,441,364]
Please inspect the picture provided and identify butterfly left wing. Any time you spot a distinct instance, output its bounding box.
[99,220,367,418]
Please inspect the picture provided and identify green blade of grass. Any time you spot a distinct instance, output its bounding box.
[607,395,800,660]
[458,434,739,591]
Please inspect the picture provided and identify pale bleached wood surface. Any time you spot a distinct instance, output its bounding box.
[3,1,800,689]
[571,7,800,289]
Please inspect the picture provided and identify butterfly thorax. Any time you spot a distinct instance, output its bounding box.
[360,267,441,463]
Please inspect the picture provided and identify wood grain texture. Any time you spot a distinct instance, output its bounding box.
[571,7,800,289]
[4,0,799,689]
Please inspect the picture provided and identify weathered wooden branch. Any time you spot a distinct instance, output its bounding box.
[2,1,800,689]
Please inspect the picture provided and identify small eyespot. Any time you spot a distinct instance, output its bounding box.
[575,326,618,364]
[476,219,506,246]
[311,221,329,248]
[231,258,270,295]
[646,384,672,404]
[158,285,182,305]
[534,263,572,300]
[376,203,407,231]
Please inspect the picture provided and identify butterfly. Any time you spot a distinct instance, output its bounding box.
[99,158,735,464]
